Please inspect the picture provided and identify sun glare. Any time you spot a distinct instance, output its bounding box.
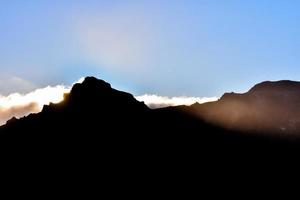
[0,86,70,110]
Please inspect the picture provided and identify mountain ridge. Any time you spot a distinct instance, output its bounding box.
[190,79,300,135]
[1,76,300,149]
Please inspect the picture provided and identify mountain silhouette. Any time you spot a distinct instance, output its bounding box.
[1,77,300,157]
[188,80,300,135]
[2,76,300,186]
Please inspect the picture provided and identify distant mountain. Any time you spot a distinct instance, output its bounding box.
[1,77,300,153]
[188,80,300,135]
[2,76,300,185]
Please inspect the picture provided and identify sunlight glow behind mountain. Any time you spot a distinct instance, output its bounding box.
[0,86,70,109]
[0,77,217,125]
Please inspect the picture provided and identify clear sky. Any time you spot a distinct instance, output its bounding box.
[1,0,300,96]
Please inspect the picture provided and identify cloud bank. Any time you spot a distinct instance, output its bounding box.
[0,85,70,125]
[0,79,218,125]
[136,94,218,109]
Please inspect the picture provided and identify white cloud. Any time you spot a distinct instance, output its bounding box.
[0,85,70,125]
[0,78,85,126]
[0,77,217,125]
[0,85,70,110]
[136,94,218,109]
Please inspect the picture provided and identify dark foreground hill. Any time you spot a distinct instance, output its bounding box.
[1,77,300,188]
[1,76,300,151]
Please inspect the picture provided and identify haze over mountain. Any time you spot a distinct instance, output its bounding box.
[190,80,300,134]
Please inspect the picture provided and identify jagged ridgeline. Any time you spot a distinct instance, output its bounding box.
[1,77,300,151]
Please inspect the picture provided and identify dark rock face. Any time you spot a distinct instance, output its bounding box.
[1,77,300,161]
[2,76,300,184]
[1,77,151,139]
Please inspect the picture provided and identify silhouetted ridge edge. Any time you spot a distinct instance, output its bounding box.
[2,77,300,151]
[249,80,300,94]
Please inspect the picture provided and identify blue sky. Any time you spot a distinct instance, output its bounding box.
[1,0,300,96]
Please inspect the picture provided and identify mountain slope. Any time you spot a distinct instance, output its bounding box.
[189,80,300,135]
[1,77,300,152]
